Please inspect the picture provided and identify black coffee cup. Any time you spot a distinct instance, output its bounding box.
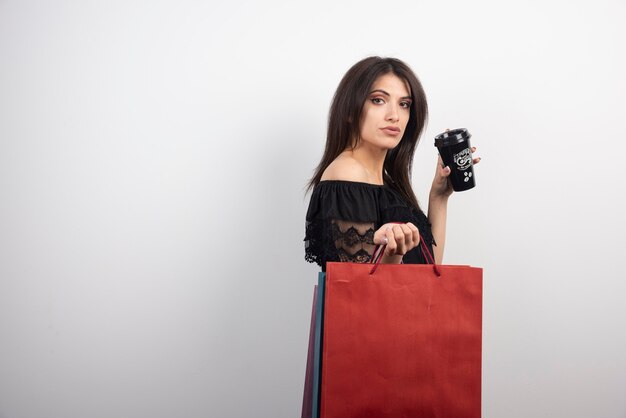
[434,128,475,192]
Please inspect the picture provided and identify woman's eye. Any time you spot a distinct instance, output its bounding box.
[401,101,412,108]
[371,97,385,104]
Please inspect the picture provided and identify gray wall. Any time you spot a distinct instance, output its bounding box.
[1,1,625,417]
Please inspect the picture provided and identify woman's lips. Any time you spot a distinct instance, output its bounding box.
[381,128,401,136]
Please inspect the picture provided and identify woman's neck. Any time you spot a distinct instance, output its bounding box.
[343,144,388,185]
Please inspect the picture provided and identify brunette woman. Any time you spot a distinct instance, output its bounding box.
[304,56,480,270]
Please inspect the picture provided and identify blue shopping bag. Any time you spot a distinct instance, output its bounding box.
[302,272,325,418]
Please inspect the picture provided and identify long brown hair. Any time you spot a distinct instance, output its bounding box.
[306,56,428,211]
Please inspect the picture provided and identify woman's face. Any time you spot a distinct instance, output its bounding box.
[356,73,412,151]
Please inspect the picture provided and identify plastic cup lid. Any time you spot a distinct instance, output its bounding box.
[434,128,471,147]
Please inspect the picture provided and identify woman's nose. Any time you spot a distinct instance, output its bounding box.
[386,106,399,122]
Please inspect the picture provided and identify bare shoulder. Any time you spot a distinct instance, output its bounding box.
[320,153,370,182]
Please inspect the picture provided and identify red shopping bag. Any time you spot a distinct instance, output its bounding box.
[320,245,483,418]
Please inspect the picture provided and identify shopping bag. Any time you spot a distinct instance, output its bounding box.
[301,283,317,418]
[302,273,326,418]
[320,246,483,418]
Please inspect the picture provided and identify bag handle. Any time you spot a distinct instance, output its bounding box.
[369,223,441,277]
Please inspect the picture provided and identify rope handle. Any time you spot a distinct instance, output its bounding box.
[368,222,441,277]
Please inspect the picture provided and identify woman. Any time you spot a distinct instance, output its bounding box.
[304,56,480,270]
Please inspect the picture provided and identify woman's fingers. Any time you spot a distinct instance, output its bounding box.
[374,225,391,245]
[438,154,444,168]
[390,224,419,256]
[379,222,421,256]
[406,222,420,247]
[392,225,406,255]
[436,155,450,176]
[398,224,413,255]
[385,225,404,256]
[403,224,416,249]
[384,226,397,256]
[471,146,481,165]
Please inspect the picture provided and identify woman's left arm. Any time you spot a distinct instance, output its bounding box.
[428,146,481,264]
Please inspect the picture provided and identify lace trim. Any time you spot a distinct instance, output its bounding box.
[330,223,375,247]
[304,220,335,267]
[305,220,376,267]
[337,248,372,263]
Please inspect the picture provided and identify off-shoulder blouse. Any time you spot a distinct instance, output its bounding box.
[304,180,435,271]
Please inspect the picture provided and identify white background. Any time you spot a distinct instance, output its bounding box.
[1,1,625,417]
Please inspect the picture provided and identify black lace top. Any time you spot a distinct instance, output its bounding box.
[304,180,436,271]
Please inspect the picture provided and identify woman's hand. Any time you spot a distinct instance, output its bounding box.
[431,130,481,200]
[373,222,420,262]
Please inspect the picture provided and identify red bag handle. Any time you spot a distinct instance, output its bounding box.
[369,222,441,277]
